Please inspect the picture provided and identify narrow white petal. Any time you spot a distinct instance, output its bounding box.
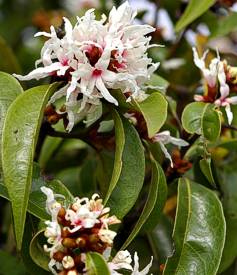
[13,62,63,81]
[169,136,189,147]
[96,77,118,105]
[159,141,174,168]
[225,104,233,124]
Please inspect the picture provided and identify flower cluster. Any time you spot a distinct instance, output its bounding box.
[14,2,159,131]
[193,47,237,124]
[41,187,153,275]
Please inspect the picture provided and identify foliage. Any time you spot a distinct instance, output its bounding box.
[1,0,237,274]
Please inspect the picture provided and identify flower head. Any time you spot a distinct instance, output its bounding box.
[14,2,159,131]
[41,187,120,274]
[193,47,237,124]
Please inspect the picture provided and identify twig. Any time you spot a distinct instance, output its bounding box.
[222,124,237,131]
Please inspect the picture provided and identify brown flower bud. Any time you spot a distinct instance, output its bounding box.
[62,238,77,249]
[53,251,66,262]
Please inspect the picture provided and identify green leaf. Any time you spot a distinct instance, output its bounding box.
[133,92,168,138]
[86,252,110,275]
[107,116,145,219]
[30,230,49,271]
[175,0,216,32]
[22,217,50,275]
[211,12,237,38]
[201,104,221,142]
[104,110,125,204]
[199,158,216,188]
[141,162,167,232]
[0,72,23,172]
[0,36,21,74]
[181,102,206,134]
[162,178,226,275]
[121,160,160,249]
[2,83,58,249]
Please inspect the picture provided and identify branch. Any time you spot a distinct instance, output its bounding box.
[222,124,237,131]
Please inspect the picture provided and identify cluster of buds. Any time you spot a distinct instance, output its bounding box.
[13,2,159,131]
[193,47,237,124]
[41,187,120,274]
[41,187,153,275]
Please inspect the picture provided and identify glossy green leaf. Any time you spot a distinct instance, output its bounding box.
[134,92,168,138]
[201,104,221,142]
[86,252,110,275]
[104,110,125,204]
[181,102,206,134]
[2,83,58,249]
[163,178,226,275]
[199,158,216,188]
[30,230,49,271]
[141,162,167,232]
[175,0,216,32]
[107,117,145,219]
[121,160,160,249]
[0,72,23,172]
[0,36,21,74]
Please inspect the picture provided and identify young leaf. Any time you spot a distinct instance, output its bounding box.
[30,230,49,271]
[175,0,216,32]
[201,104,221,142]
[121,160,163,249]
[106,117,145,219]
[104,110,125,204]
[0,72,23,172]
[181,102,206,134]
[199,158,216,188]
[133,92,168,138]
[86,252,110,275]
[162,178,226,275]
[2,83,58,249]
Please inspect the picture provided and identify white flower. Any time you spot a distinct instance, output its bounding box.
[193,47,237,124]
[192,47,220,88]
[109,251,153,275]
[108,250,133,275]
[152,130,189,167]
[13,2,158,131]
[131,252,153,275]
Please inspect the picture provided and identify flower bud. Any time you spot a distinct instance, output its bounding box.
[62,256,75,269]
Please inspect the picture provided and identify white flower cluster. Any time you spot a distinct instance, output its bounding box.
[41,187,153,275]
[193,47,237,124]
[14,2,159,131]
